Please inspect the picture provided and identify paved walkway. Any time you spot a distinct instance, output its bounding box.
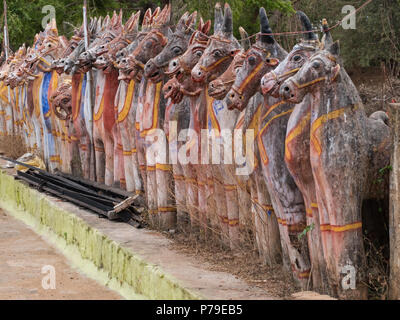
[0,209,122,300]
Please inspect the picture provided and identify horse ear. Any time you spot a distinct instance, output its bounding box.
[321,18,333,48]
[214,2,224,33]
[118,9,123,26]
[133,11,141,32]
[111,11,118,27]
[167,27,174,38]
[328,40,340,57]
[186,11,197,30]
[177,12,189,28]
[49,18,58,36]
[259,7,274,45]
[239,27,250,51]
[296,11,317,41]
[103,15,110,30]
[143,8,152,28]
[222,3,233,36]
[150,7,160,25]
[165,4,172,24]
[198,17,204,31]
[203,20,212,35]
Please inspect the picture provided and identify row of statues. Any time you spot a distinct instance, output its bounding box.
[0,3,391,299]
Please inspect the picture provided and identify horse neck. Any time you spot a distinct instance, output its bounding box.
[243,92,263,131]
[311,69,363,118]
[189,87,208,134]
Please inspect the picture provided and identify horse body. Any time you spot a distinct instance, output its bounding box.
[261,17,333,293]
[281,41,391,299]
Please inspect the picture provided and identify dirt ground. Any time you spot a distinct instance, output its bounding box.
[0,209,122,300]
[167,231,298,299]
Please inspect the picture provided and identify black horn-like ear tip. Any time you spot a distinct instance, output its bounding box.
[296,10,317,40]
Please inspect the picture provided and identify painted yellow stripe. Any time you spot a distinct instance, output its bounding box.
[156,163,172,171]
[158,207,177,213]
[73,73,84,121]
[224,184,236,191]
[94,93,105,122]
[117,80,135,123]
[140,81,162,137]
[238,61,264,94]
[258,108,294,165]
[320,221,362,233]
[310,104,360,156]
[285,111,311,161]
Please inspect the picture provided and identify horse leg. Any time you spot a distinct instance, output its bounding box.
[211,165,229,248]
[104,135,115,187]
[173,162,189,230]
[222,165,240,250]
[182,164,199,233]
[156,164,176,231]
[285,106,329,294]
[254,172,282,266]
[195,165,208,239]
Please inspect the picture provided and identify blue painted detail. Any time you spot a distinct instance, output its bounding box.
[80,74,87,118]
[41,72,52,118]
[213,100,224,115]
[268,210,272,216]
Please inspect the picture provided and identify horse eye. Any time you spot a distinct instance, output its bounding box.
[172,47,182,55]
[213,50,221,57]
[312,61,320,69]
[248,56,256,65]
[293,55,301,62]
[195,50,203,57]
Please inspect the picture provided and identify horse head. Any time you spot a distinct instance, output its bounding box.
[144,10,197,83]
[162,17,211,104]
[208,27,250,100]
[261,11,322,97]
[280,40,342,104]
[226,7,287,111]
[127,4,171,82]
[191,3,240,84]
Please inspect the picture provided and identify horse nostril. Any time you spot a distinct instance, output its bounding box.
[168,86,172,90]
[284,86,290,92]
[230,93,235,99]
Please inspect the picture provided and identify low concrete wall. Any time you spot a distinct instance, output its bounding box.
[0,170,201,300]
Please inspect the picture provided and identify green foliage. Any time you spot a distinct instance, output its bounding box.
[298,223,314,240]
[173,0,293,38]
[0,0,161,51]
[0,0,399,70]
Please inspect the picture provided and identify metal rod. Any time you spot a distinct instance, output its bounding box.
[3,0,9,59]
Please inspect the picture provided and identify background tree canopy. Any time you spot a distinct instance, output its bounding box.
[0,0,399,73]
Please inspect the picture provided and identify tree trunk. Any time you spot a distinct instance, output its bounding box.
[389,102,400,300]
